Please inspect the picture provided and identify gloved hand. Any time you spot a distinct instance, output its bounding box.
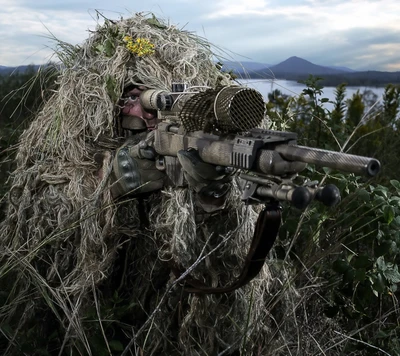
[111,136,165,198]
[177,148,233,212]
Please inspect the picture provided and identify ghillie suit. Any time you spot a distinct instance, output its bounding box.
[0,13,274,355]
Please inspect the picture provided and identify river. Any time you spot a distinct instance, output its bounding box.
[241,79,387,110]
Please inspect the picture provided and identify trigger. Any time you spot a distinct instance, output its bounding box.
[156,156,166,171]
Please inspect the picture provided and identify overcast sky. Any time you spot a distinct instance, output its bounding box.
[0,0,399,71]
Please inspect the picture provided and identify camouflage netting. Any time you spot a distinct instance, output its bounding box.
[0,12,345,356]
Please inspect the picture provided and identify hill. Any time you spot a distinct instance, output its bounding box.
[0,64,41,75]
[245,57,400,86]
[269,56,346,75]
[221,60,271,77]
[221,57,355,80]
[326,65,357,73]
[321,70,400,87]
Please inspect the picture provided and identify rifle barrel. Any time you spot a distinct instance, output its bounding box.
[275,145,381,177]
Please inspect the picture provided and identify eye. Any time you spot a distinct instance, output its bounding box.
[129,95,139,101]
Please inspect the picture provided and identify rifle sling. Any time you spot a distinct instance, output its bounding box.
[172,205,281,294]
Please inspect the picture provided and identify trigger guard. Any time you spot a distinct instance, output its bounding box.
[139,146,156,160]
[200,181,231,199]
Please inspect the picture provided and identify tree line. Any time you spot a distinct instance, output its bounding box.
[250,70,400,87]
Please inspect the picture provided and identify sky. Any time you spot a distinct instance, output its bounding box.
[0,0,399,71]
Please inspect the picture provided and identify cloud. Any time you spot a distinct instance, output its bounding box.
[0,0,399,71]
[0,1,219,66]
[385,62,400,71]
[0,37,49,65]
[200,0,400,70]
[0,2,121,65]
[205,0,399,33]
[301,27,400,71]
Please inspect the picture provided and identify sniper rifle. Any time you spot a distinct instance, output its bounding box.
[137,84,381,294]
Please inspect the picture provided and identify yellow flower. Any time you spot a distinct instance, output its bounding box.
[124,36,155,57]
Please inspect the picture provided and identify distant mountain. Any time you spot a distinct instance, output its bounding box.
[269,56,346,76]
[0,64,42,75]
[221,61,271,77]
[321,70,400,87]
[0,66,11,74]
[326,65,357,73]
[224,57,400,87]
[238,57,400,86]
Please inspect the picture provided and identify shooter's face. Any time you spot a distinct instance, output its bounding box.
[121,86,158,130]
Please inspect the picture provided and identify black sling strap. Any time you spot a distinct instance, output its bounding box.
[172,204,281,294]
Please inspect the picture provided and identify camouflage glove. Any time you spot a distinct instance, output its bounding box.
[111,136,165,198]
[177,148,232,212]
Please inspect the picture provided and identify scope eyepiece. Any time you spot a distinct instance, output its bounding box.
[140,89,174,111]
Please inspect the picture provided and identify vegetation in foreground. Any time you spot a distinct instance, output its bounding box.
[0,69,399,355]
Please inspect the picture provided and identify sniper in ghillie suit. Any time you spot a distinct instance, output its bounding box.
[0,12,384,356]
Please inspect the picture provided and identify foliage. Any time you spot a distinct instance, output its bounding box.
[268,76,400,355]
